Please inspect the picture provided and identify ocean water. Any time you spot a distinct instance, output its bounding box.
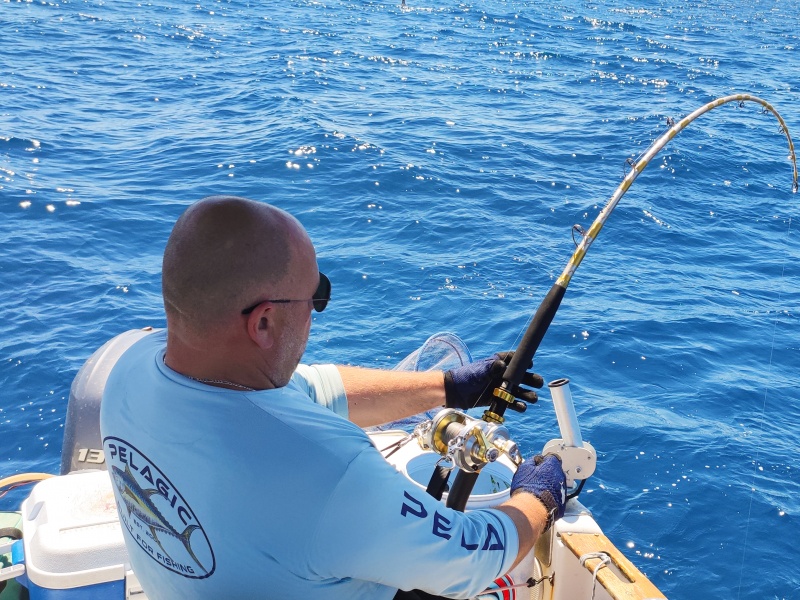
[1,0,798,597]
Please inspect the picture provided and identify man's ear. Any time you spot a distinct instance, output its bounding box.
[245,305,275,350]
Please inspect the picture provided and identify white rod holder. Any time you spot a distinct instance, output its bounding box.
[548,378,583,448]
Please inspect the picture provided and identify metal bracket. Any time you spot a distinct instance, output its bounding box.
[542,438,597,487]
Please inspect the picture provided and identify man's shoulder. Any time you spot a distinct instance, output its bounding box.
[111,328,166,368]
[102,329,165,393]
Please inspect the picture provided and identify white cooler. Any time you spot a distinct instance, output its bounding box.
[18,470,146,599]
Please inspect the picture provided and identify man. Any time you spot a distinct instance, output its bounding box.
[100,195,566,599]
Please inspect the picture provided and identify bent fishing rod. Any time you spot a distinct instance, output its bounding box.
[445,94,798,512]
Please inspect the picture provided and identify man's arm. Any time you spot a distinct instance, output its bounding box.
[336,364,558,569]
[337,366,445,427]
[337,352,542,428]
[500,454,567,569]
[494,492,549,569]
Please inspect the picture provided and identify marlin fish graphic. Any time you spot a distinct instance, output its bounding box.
[111,464,207,573]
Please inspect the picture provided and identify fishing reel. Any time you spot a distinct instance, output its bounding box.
[413,408,523,472]
[412,377,597,510]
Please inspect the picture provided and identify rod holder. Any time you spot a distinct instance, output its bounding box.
[548,378,583,448]
[544,378,596,487]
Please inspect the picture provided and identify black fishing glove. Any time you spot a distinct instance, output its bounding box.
[443,351,543,410]
[510,454,567,532]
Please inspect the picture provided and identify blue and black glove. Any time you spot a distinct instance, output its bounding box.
[510,454,567,532]
[443,351,543,410]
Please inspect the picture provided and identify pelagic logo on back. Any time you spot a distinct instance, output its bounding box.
[103,436,216,579]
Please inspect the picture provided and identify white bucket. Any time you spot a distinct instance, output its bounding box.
[403,453,512,509]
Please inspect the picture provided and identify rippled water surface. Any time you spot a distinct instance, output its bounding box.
[2,0,799,597]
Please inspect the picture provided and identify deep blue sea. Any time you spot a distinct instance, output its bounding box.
[1,0,799,597]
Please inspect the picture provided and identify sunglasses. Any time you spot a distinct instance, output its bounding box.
[241,272,331,315]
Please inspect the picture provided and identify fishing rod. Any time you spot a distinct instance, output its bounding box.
[444,94,799,512]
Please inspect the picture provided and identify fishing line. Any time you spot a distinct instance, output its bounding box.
[736,212,794,600]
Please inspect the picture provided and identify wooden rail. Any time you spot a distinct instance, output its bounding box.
[560,532,667,600]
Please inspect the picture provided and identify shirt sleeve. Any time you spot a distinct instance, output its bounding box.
[309,444,519,598]
[291,364,349,418]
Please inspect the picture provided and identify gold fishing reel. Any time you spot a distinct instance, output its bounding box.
[414,408,522,472]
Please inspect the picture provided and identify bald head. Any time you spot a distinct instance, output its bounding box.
[162,196,311,333]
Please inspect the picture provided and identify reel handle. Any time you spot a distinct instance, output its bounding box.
[507,399,527,414]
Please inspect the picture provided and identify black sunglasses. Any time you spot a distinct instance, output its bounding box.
[241,272,331,315]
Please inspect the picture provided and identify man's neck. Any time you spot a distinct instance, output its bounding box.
[164,328,277,391]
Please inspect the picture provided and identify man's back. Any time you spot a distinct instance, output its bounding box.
[100,331,394,599]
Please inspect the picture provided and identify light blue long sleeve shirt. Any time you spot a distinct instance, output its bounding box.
[100,330,518,599]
